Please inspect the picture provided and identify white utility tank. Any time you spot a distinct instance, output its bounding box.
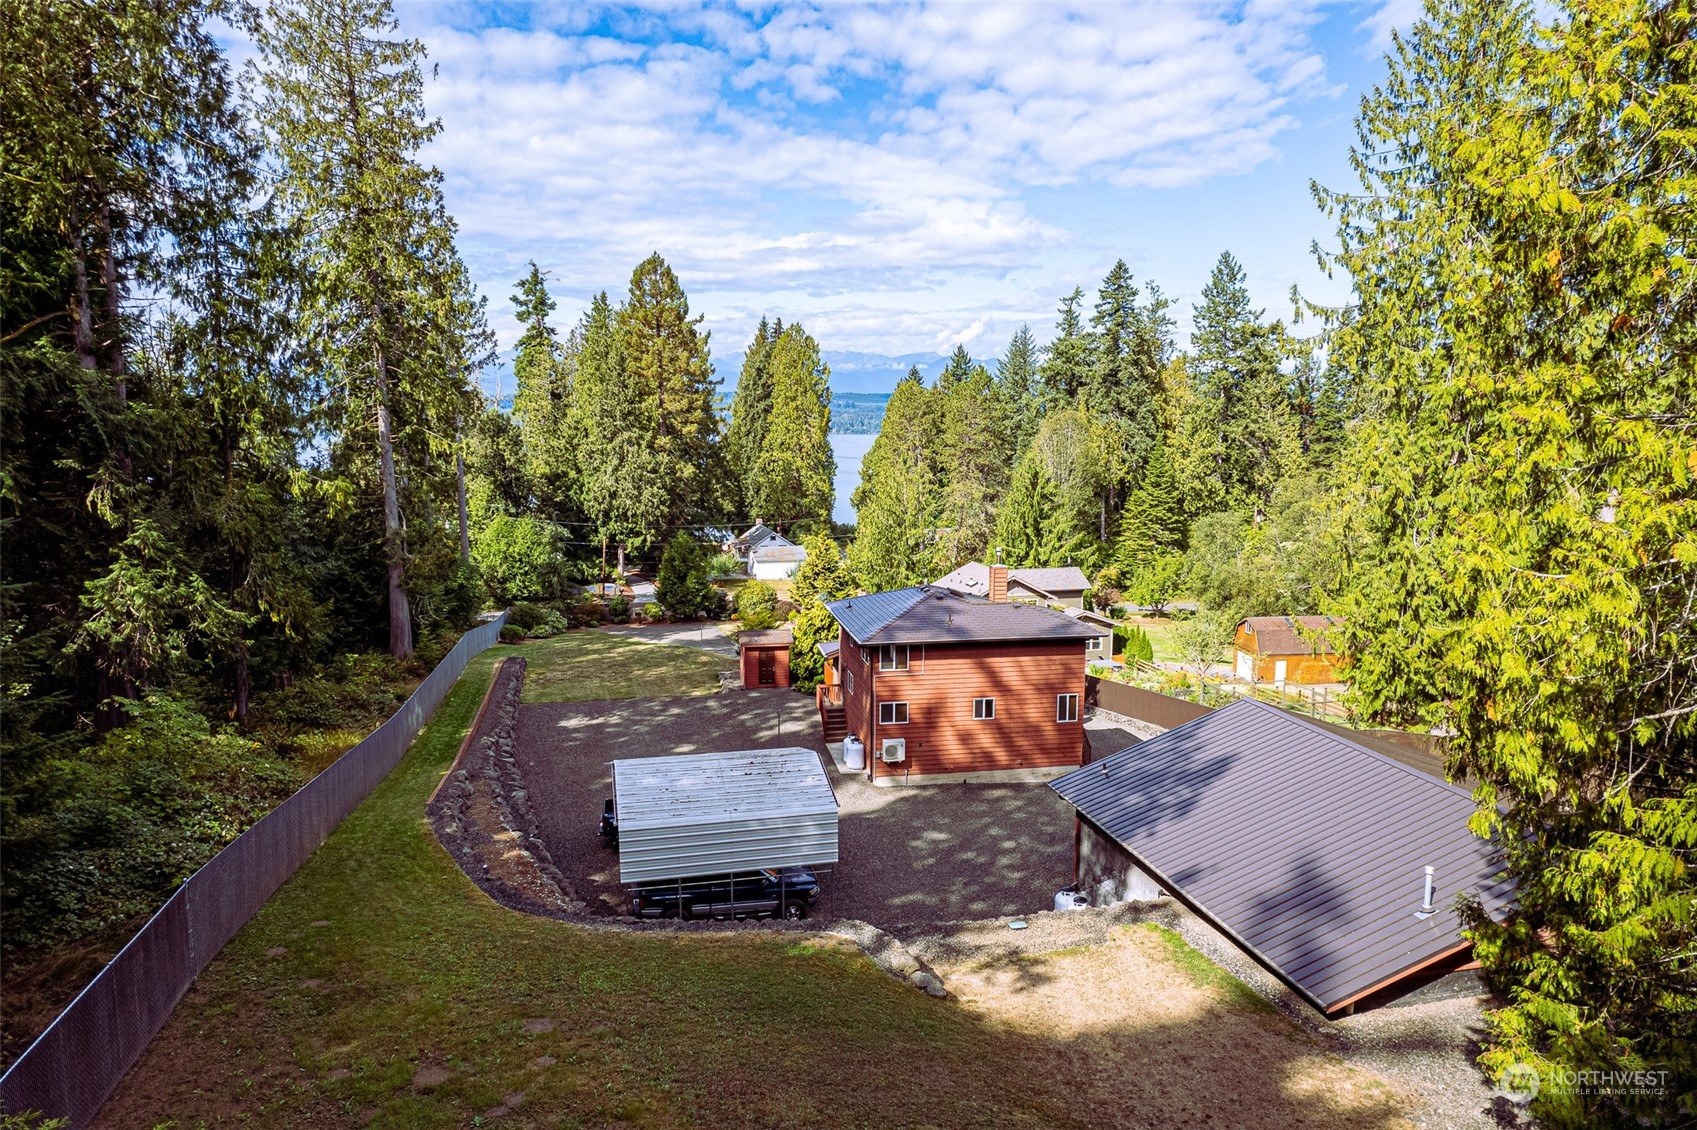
[842,736,865,771]
[1054,889,1090,912]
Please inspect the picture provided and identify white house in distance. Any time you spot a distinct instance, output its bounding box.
[726,522,808,581]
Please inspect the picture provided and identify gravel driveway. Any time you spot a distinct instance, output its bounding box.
[510,688,1076,926]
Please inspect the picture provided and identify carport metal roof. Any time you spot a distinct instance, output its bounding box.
[1051,698,1516,1014]
[612,747,839,884]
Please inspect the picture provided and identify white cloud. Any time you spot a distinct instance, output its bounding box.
[387,0,1344,357]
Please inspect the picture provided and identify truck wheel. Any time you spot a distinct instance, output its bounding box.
[782,902,807,921]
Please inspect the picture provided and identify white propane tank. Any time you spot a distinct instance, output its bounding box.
[1054,889,1090,912]
[842,736,866,771]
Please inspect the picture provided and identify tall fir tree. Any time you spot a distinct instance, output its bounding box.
[1175,252,1297,517]
[749,323,835,528]
[1084,259,1173,535]
[995,324,1042,455]
[848,372,939,591]
[508,262,572,514]
[1038,288,1090,411]
[723,318,779,518]
[936,360,1013,568]
[617,253,718,528]
[255,0,486,657]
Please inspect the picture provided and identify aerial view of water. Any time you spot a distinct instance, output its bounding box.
[830,432,876,525]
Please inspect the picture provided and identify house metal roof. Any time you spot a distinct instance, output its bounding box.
[933,561,1094,599]
[1050,698,1515,1014]
[827,585,1099,646]
[1239,615,1342,657]
[817,639,840,658]
[612,747,839,884]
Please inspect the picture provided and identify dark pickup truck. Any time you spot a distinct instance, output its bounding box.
[630,866,820,921]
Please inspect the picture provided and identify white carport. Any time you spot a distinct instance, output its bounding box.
[612,747,839,884]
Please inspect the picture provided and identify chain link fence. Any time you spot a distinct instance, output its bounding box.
[0,612,509,1127]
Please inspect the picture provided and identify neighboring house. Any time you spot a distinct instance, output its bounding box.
[750,540,807,580]
[726,521,788,565]
[1233,616,1344,685]
[822,564,1099,784]
[1051,698,1515,1016]
[932,561,1093,609]
[1065,607,1118,667]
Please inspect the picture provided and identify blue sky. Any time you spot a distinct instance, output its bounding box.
[385,1,1421,390]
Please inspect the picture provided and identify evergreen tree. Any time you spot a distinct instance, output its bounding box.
[509,262,573,514]
[1175,252,1297,517]
[936,361,1013,568]
[1319,0,1696,1121]
[937,343,974,392]
[848,374,940,591]
[748,323,834,528]
[995,324,1042,454]
[1085,259,1173,535]
[994,449,1088,569]
[617,253,718,527]
[723,318,779,516]
[789,532,857,692]
[1114,445,1183,570]
[1038,288,1090,411]
[572,292,667,578]
[654,531,714,620]
[255,0,487,657]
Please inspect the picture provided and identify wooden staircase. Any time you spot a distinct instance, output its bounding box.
[817,685,849,742]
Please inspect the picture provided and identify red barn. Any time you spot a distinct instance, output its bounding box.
[822,566,1098,784]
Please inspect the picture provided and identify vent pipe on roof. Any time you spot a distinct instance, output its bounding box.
[1415,865,1437,919]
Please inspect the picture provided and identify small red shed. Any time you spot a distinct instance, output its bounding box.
[739,628,793,689]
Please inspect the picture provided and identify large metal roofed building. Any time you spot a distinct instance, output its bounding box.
[1050,698,1517,1015]
[612,747,839,885]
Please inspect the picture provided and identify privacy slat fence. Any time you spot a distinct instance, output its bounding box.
[1085,674,1214,731]
[0,612,509,1128]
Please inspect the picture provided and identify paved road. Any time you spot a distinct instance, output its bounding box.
[598,621,739,658]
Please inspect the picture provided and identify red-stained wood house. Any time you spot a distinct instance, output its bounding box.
[818,564,1099,784]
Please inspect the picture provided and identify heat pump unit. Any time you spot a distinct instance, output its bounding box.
[880,738,906,763]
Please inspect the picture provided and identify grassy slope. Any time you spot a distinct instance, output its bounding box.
[98,631,1407,1129]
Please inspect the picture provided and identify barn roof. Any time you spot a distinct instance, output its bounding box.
[827,585,1099,646]
[1239,616,1342,657]
[1050,698,1515,1014]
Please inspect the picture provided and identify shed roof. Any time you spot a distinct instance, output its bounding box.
[1050,698,1515,1013]
[1239,615,1342,657]
[933,561,1093,599]
[827,585,1099,646]
[817,639,840,658]
[612,748,839,884]
[752,543,807,563]
[739,628,793,648]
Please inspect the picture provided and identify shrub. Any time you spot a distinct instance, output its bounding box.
[656,532,715,620]
[0,695,301,947]
[1116,625,1155,664]
[736,581,779,630]
[507,601,549,631]
[431,559,485,631]
[500,624,524,643]
[471,514,567,605]
[705,551,743,576]
[607,594,631,622]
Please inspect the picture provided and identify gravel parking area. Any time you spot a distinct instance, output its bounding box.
[511,688,1076,927]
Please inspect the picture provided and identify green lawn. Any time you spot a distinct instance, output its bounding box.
[1124,615,1186,663]
[517,629,728,703]
[96,637,1089,1128]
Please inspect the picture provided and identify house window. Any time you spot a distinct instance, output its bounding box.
[1086,635,1102,654]
[1057,693,1079,723]
[845,670,854,695]
[973,697,995,720]
[879,644,909,671]
[879,701,909,725]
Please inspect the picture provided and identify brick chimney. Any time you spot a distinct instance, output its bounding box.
[988,549,1009,603]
